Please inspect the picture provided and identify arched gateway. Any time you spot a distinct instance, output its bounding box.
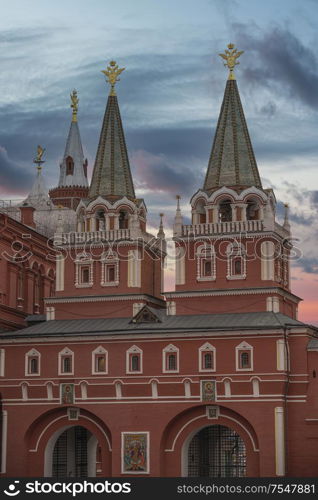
[187,425,246,477]
[45,425,99,477]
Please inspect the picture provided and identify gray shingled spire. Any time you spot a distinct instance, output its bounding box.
[88,61,135,200]
[58,90,88,188]
[204,73,262,192]
[88,93,135,200]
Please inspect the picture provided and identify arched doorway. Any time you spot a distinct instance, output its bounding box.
[187,425,246,477]
[45,425,99,477]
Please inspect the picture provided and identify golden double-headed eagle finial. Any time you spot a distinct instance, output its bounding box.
[219,43,244,80]
[101,60,125,96]
[34,145,45,171]
[70,89,79,122]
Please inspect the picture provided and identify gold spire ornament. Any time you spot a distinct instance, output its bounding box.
[34,145,45,171]
[101,60,125,96]
[219,43,244,80]
[70,89,79,122]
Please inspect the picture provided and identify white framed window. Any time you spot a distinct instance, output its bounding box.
[75,252,93,288]
[199,342,216,372]
[162,344,179,373]
[58,347,74,375]
[25,348,41,376]
[92,346,108,374]
[196,244,216,281]
[236,342,253,371]
[101,251,119,286]
[226,242,246,280]
[126,345,143,374]
[0,349,5,377]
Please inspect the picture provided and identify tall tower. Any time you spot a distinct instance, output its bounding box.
[49,90,89,209]
[167,44,300,318]
[48,61,166,320]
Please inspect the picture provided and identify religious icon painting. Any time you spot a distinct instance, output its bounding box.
[60,383,75,405]
[200,380,216,402]
[121,432,149,474]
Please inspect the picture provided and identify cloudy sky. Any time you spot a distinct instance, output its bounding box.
[0,0,317,323]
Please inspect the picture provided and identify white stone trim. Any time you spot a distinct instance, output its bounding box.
[261,241,275,280]
[175,246,185,285]
[275,407,285,476]
[276,339,287,371]
[162,344,179,373]
[235,342,253,371]
[198,342,216,372]
[1,410,7,473]
[55,256,65,292]
[0,349,5,377]
[126,345,143,374]
[75,252,93,288]
[58,347,74,376]
[127,249,141,288]
[164,287,300,302]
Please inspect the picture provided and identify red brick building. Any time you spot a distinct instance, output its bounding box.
[0,50,317,478]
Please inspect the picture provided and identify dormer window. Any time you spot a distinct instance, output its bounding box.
[66,156,74,176]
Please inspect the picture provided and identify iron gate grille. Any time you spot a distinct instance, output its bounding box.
[188,425,246,477]
[52,426,88,477]
[75,426,88,477]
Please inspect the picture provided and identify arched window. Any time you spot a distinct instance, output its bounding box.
[126,346,143,374]
[66,156,74,176]
[195,200,206,224]
[75,252,93,288]
[218,199,232,222]
[196,245,216,282]
[226,242,246,280]
[236,342,253,371]
[96,210,106,231]
[59,348,74,375]
[246,199,260,220]
[199,343,216,372]
[101,251,119,286]
[25,349,41,376]
[119,210,129,229]
[163,344,179,372]
[92,346,108,374]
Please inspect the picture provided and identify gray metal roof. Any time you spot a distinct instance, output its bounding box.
[0,312,307,340]
[204,79,262,192]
